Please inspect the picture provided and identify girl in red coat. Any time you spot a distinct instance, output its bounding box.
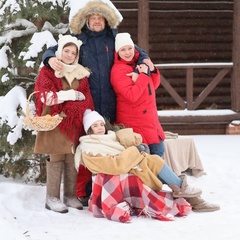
[34,35,94,213]
[110,33,165,157]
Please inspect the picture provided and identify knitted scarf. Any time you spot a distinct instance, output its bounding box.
[80,131,125,155]
[54,62,90,86]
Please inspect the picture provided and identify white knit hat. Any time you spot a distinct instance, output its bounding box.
[115,33,134,52]
[83,109,106,133]
[55,34,83,64]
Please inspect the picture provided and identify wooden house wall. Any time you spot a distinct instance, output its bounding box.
[112,0,233,110]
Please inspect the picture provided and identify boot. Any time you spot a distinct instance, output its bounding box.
[45,160,68,213]
[170,174,202,198]
[63,162,83,210]
[77,196,90,207]
[187,196,220,212]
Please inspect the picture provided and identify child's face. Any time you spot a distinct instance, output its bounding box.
[61,45,77,64]
[118,45,134,61]
[90,120,105,135]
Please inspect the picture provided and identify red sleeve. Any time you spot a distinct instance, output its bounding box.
[150,68,161,90]
[111,65,151,103]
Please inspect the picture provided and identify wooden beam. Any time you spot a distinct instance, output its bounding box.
[192,68,231,109]
[160,73,186,109]
[186,68,193,110]
[231,0,240,111]
[138,0,149,53]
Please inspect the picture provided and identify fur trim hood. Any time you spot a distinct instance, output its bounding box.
[70,1,121,35]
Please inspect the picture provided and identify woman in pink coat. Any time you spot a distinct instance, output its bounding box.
[110,33,165,157]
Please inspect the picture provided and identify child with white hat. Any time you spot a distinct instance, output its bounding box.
[75,109,202,200]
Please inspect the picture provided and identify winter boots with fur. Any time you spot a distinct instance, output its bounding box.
[45,160,83,213]
[170,174,202,199]
[63,162,83,210]
[187,196,220,212]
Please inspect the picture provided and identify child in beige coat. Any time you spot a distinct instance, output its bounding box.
[75,109,202,199]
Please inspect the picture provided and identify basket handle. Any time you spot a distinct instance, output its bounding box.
[25,91,39,117]
[27,91,39,101]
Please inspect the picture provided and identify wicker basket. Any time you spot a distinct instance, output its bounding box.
[22,92,63,131]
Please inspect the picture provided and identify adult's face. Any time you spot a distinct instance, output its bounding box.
[88,14,105,32]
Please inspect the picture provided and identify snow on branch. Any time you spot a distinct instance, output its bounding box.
[0,86,27,145]
[41,21,69,34]
[0,46,10,69]
[3,19,37,44]
[22,31,57,61]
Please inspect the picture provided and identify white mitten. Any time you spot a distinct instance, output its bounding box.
[57,89,77,101]
[58,89,86,101]
[41,90,86,106]
[75,91,86,101]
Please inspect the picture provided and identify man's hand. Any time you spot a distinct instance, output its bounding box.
[49,57,64,71]
[143,58,155,71]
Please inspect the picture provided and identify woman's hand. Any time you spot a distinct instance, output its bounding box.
[126,72,139,82]
[136,63,149,74]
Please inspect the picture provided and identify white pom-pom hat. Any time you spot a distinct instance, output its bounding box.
[83,109,106,133]
[55,34,82,64]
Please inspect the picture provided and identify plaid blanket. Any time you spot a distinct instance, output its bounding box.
[88,173,191,223]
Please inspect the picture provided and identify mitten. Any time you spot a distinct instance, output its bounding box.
[52,89,85,104]
[75,91,85,101]
[136,143,150,154]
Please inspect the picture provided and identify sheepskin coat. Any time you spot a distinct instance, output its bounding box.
[75,128,165,191]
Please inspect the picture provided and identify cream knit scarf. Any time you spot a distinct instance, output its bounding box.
[55,62,90,86]
[74,131,126,169]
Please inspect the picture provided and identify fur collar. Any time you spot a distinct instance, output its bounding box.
[70,1,120,35]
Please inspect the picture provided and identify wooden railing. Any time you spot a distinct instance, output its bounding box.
[155,62,233,110]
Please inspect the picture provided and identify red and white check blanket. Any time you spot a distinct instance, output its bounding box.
[88,173,191,223]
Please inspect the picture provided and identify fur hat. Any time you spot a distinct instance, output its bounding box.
[70,1,122,35]
[83,109,106,133]
[55,34,82,64]
[115,33,134,52]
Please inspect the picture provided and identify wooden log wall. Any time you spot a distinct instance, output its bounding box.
[112,0,233,110]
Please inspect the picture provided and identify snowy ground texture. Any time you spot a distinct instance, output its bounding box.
[0,134,240,240]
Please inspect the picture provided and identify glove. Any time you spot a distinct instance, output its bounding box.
[75,91,85,101]
[136,143,150,154]
[56,89,85,102]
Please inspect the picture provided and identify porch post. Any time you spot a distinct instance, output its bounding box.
[138,0,149,53]
[231,0,240,111]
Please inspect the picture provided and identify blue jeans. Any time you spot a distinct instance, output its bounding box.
[149,140,165,157]
[157,163,182,186]
[149,140,182,186]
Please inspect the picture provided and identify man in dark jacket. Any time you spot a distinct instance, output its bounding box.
[43,1,120,123]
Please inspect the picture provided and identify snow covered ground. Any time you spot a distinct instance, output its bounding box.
[1,134,239,240]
